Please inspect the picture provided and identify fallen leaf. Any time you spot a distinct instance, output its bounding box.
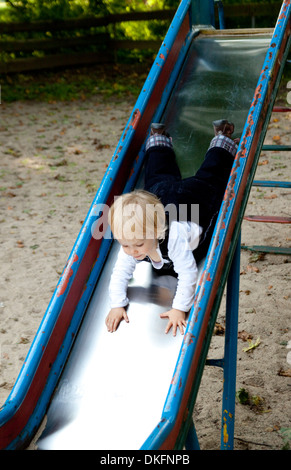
[238,330,253,342]
[278,368,291,377]
[242,337,261,352]
[264,194,277,199]
[17,240,24,248]
[96,143,110,150]
[246,265,260,273]
[19,337,30,344]
[272,135,281,142]
[48,159,68,167]
[236,388,249,404]
[249,252,265,263]
[214,322,225,335]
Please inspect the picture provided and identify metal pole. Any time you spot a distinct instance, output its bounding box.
[220,232,241,449]
[191,0,215,27]
[215,0,225,29]
[185,419,200,450]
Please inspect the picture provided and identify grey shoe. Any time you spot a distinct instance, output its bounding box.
[150,123,166,135]
[213,119,235,138]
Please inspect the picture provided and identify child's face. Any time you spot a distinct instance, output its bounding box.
[118,238,157,260]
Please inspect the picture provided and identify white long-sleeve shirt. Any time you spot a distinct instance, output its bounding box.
[109,221,202,312]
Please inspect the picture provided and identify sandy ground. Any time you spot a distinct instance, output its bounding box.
[0,94,290,450]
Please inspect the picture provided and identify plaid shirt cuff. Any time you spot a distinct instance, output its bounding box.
[146,134,173,151]
[208,135,238,157]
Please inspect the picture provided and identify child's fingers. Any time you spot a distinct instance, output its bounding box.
[164,321,172,335]
[173,321,183,336]
[165,321,178,337]
[172,323,177,337]
[106,310,129,332]
[113,319,119,332]
[123,312,129,323]
[161,311,187,336]
[178,320,187,336]
[105,315,117,332]
[106,319,115,332]
[169,320,187,336]
[105,316,111,330]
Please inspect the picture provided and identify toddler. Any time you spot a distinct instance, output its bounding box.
[105,120,238,336]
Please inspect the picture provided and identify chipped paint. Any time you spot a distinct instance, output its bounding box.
[222,409,234,444]
[222,419,229,444]
[183,332,195,346]
[131,109,141,129]
[57,253,79,297]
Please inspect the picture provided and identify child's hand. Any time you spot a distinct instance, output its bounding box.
[105,307,129,332]
[160,309,187,336]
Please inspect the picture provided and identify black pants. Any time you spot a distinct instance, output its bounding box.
[144,144,235,263]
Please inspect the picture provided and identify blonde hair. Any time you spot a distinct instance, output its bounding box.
[108,190,166,241]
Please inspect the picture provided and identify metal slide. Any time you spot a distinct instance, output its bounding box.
[0,0,290,450]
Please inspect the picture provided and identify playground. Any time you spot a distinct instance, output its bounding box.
[0,92,290,450]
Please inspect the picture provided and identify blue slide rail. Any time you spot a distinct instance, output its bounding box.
[141,0,291,450]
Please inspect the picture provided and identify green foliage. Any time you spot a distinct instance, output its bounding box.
[117,0,165,40]
[1,0,173,42]
[236,388,250,405]
[2,0,175,22]
[222,0,279,3]
[2,0,86,21]
[1,0,284,23]
[1,62,150,102]
[279,428,291,450]
[0,1,286,77]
